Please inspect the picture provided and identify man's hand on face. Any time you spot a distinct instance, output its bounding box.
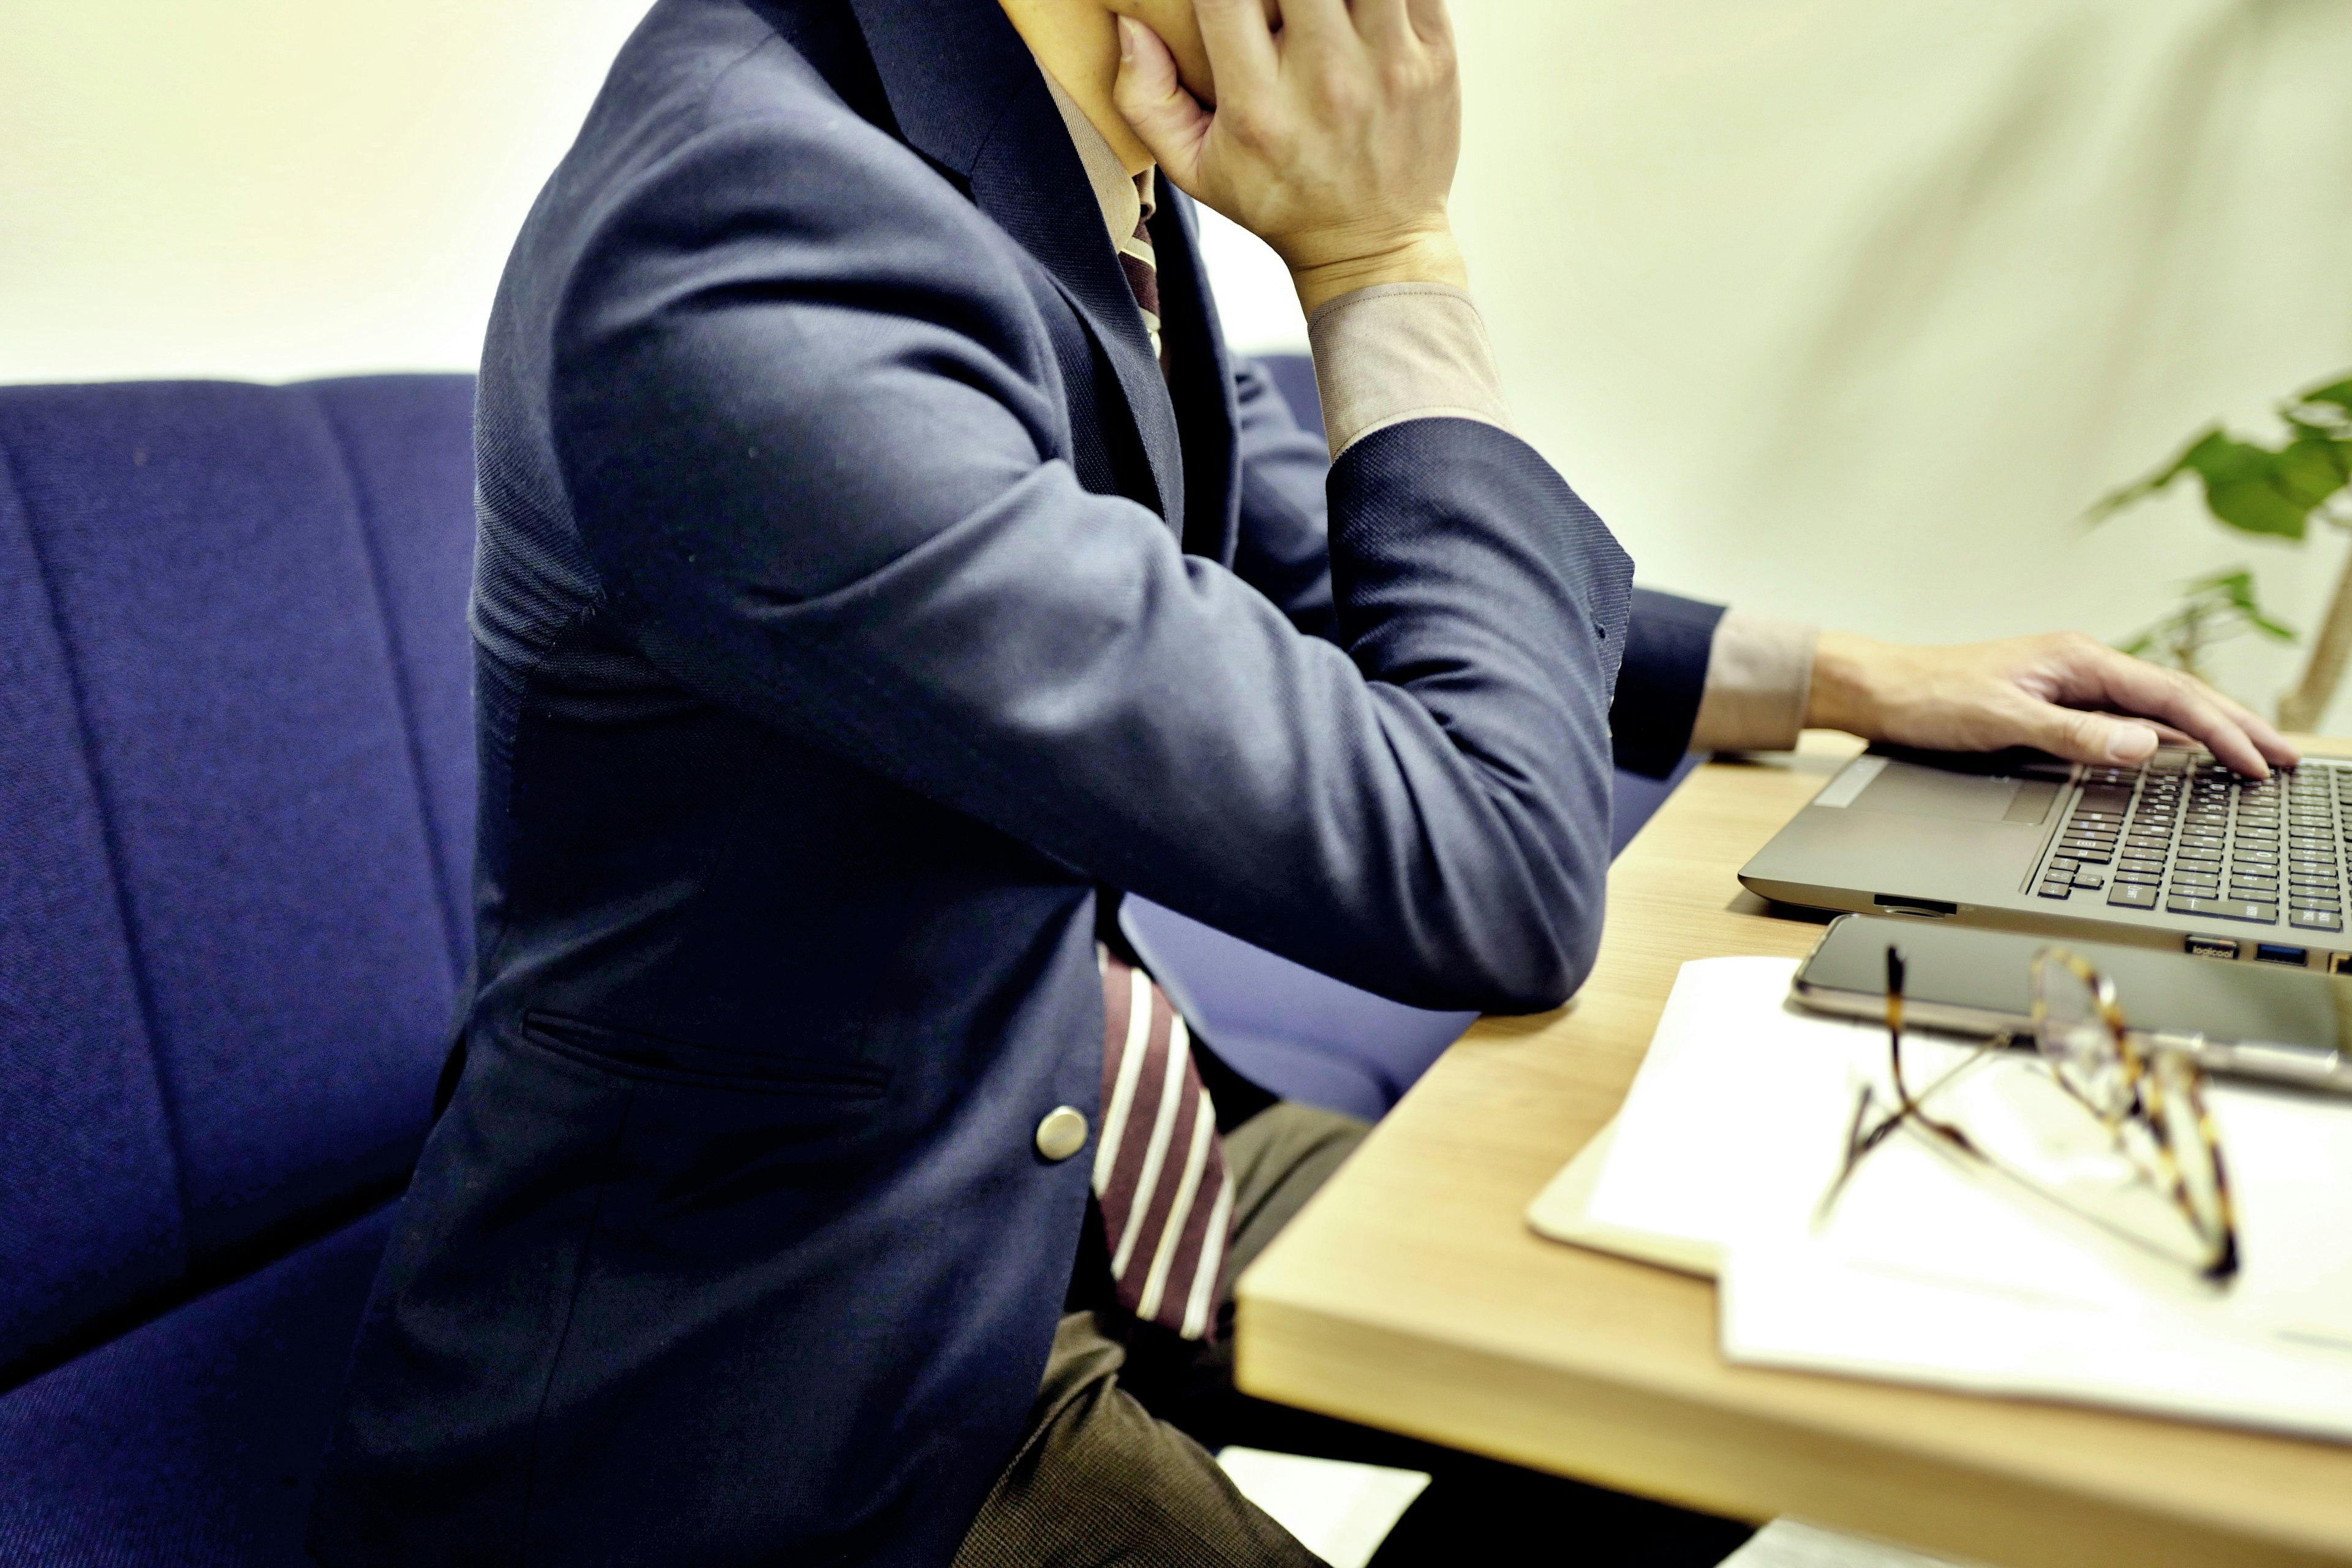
[1112,0,1466,314]
[1809,631,2302,778]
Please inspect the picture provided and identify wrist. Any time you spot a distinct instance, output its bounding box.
[1806,630,1886,736]
[1289,230,1468,317]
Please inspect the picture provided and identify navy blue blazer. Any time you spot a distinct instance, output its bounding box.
[312,1,1720,1562]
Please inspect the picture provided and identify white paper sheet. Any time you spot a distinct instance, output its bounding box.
[1581,957,1858,1259]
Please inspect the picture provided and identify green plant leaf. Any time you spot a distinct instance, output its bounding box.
[2162,430,2333,538]
[2297,375,2352,416]
[2276,433,2352,504]
[2285,406,2352,439]
[2187,567,2253,596]
[2087,426,2214,521]
[2203,479,2312,539]
[2088,372,2352,549]
[2180,567,2299,643]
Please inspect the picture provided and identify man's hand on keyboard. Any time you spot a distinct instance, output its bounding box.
[1806,630,2301,779]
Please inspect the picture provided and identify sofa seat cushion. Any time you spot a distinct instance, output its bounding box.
[0,1204,393,1567]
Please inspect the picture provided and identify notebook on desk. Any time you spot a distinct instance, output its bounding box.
[1738,745,2352,972]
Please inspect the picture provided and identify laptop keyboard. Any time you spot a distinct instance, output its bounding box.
[2032,752,2348,933]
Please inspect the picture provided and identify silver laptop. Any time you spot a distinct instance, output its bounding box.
[1738,747,2352,971]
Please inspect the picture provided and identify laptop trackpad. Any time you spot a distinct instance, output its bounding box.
[1848,766,2048,823]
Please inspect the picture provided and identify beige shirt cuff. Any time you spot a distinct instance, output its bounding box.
[1689,609,1819,753]
[1305,283,1515,459]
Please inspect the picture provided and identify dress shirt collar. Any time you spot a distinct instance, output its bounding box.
[1039,69,1156,251]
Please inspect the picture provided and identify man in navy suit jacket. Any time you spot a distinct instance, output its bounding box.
[311,1,2293,1563]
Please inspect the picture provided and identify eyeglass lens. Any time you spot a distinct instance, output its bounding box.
[2032,959,2133,1120]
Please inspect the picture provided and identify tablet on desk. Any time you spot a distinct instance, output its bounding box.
[1793,913,2352,1095]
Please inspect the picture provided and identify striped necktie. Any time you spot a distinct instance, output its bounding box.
[1096,949,1231,1340]
[1118,172,1164,365]
[1091,179,1229,1340]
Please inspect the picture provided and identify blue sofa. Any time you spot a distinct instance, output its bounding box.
[0,369,1692,1563]
[0,375,475,1562]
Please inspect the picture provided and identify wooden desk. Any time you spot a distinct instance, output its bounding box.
[1234,735,2352,1568]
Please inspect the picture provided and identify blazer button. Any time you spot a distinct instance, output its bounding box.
[1035,1106,1089,1163]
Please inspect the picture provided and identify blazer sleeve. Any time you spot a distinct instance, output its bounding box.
[1226,356,1340,641]
[549,113,1635,1013]
[1613,587,1727,778]
[1223,364,1726,780]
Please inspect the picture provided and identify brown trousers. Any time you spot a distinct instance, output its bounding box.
[953,1103,1366,1567]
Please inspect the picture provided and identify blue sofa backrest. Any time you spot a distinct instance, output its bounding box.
[0,376,478,1383]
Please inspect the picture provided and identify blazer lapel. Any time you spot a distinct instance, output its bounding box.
[841,0,1186,530]
[1152,186,1243,565]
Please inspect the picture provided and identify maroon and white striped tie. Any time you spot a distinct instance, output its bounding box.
[1096,949,1231,1341]
[1088,176,1227,1341]
[1119,173,1164,366]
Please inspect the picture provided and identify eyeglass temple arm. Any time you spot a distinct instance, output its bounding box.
[1884,943,1986,1156]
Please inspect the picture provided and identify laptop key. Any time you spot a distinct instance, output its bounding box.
[2166,896,2278,924]
[2038,882,2075,899]
[2293,909,2345,932]
[2108,883,2159,910]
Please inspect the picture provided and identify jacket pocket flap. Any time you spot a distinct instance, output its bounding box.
[520,1011,891,1098]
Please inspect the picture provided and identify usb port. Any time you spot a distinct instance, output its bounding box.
[2332,954,2352,976]
[2185,935,2239,960]
[2256,943,2309,967]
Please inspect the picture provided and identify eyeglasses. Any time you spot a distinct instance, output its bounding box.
[1819,943,2240,1284]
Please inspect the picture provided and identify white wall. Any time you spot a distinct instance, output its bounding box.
[6,1,2350,722]
[0,0,656,382]
[1442,0,2352,723]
